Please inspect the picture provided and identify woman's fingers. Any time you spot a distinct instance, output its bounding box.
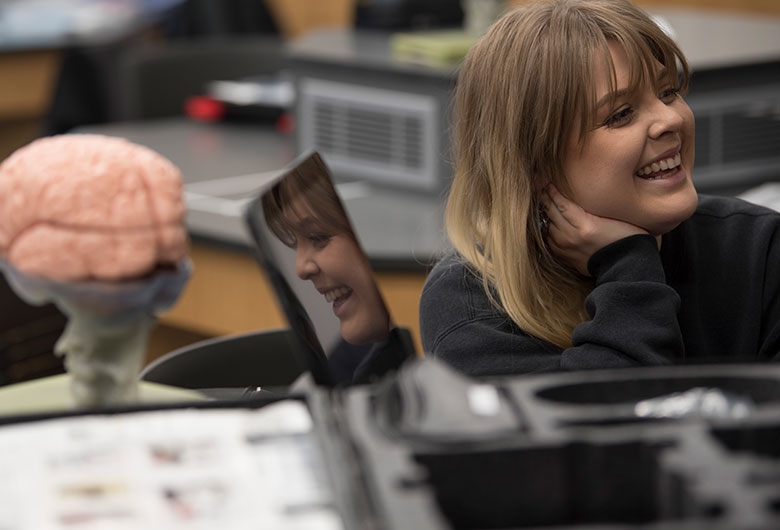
[539,184,648,276]
[539,187,591,275]
[546,183,569,217]
[545,184,590,228]
[541,184,590,240]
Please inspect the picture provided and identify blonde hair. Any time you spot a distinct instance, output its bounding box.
[446,0,690,347]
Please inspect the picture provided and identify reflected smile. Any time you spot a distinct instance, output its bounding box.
[323,286,352,303]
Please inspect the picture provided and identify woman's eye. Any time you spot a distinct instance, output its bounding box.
[659,87,679,102]
[603,106,634,128]
[307,234,332,249]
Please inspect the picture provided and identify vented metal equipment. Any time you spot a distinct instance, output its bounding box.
[691,83,780,191]
[299,78,439,192]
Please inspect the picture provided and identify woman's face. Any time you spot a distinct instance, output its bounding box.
[562,40,698,236]
[287,200,390,345]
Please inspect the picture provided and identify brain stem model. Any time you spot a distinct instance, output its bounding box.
[57,303,156,406]
[0,134,191,407]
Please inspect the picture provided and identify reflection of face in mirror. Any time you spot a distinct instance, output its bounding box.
[262,160,391,346]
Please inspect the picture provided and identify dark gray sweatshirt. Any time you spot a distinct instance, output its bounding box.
[419,195,780,376]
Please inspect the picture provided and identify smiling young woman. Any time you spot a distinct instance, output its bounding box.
[419,0,780,376]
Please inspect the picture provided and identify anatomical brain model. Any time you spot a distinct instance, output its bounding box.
[0,134,190,406]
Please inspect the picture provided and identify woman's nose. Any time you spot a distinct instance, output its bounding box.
[648,99,685,139]
[296,249,319,280]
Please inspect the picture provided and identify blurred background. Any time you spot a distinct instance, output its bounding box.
[1,0,779,386]
[2,0,778,160]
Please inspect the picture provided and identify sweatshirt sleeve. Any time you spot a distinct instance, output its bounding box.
[419,236,684,377]
[562,234,683,369]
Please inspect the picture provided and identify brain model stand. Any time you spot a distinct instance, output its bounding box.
[0,135,191,407]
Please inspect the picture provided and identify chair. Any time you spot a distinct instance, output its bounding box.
[139,328,304,393]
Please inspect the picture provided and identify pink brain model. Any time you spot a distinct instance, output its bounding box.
[0,134,188,282]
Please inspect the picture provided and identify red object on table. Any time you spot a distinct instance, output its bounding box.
[184,96,226,122]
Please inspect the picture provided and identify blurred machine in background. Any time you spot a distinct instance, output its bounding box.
[289,30,455,193]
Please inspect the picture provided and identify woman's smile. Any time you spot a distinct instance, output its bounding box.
[633,150,688,189]
[635,152,681,179]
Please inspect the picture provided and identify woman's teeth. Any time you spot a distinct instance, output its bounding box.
[324,286,351,303]
[636,153,682,178]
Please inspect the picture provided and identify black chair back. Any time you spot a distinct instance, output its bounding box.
[139,328,303,391]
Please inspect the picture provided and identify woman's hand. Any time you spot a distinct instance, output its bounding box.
[540,185,649,276]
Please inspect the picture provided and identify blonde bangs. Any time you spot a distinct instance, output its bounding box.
[574,2,691,141]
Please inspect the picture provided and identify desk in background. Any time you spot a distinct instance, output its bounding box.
[78,119,445,359]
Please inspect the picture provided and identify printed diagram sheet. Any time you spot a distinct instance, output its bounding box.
[0,401,343,530]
